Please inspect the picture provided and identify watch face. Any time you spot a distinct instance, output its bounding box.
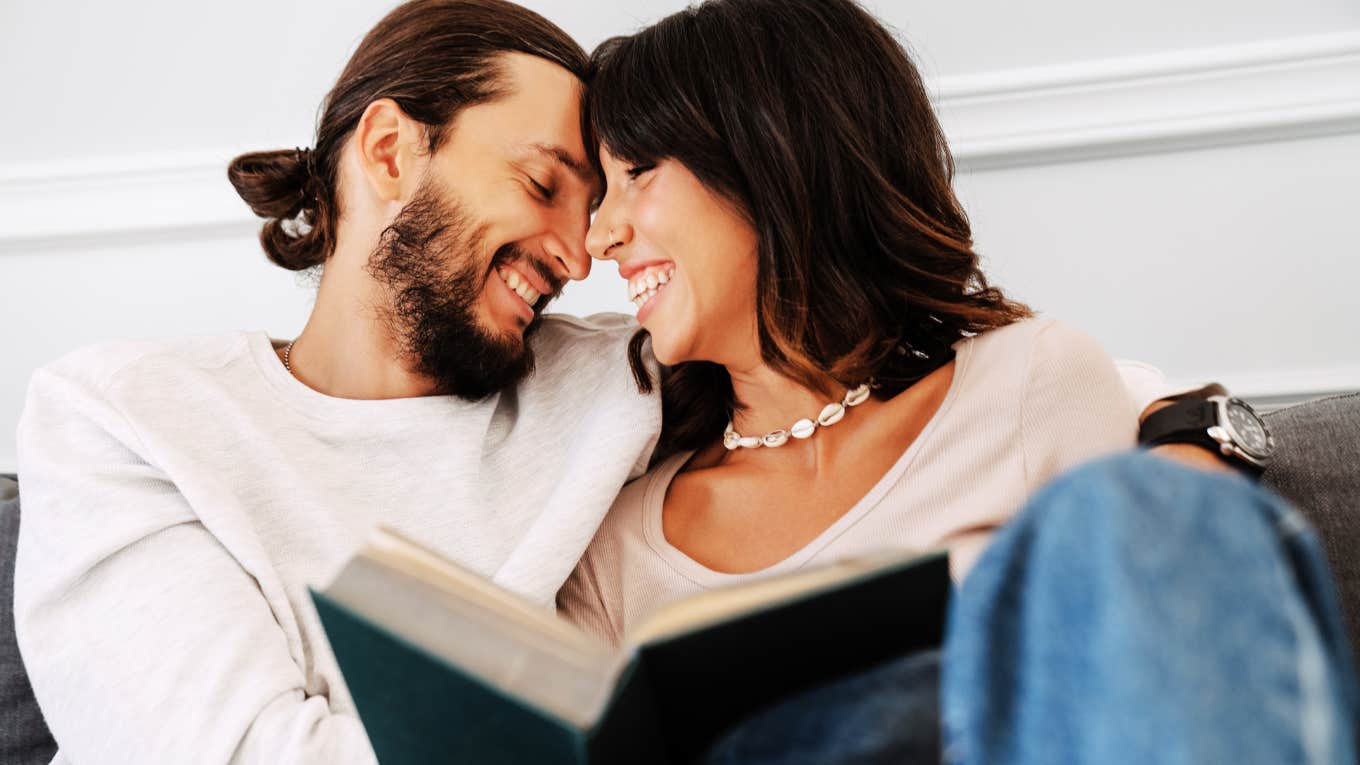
[1225,399,1272,457]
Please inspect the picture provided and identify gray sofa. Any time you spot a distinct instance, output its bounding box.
[0,476,54,764]
[2,392,1357,760]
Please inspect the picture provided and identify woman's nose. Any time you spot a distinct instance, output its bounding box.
[586,210,632,260]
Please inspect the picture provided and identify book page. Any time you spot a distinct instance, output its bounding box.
[325,527,621,727]
[361,527,601,653]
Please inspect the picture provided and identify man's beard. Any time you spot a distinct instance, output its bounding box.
[367,178,544,401]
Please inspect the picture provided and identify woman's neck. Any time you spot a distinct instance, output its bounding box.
[717,361,876,474]
[727,364,844,436]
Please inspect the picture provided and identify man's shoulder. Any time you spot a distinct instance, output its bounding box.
[531,312,644,366]
[32,331,254,394]
[20,332,258,458]
[521,313,658,418]
[534,312,639,342]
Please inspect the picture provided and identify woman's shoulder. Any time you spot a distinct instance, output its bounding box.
[945,318,1123,421]
[963,317,1113,376]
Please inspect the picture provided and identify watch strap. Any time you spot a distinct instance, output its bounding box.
[1138,399,1219,450]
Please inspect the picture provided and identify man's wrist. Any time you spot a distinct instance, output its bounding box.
[1147,442,1238,474]
[1138,390,1271,477]
[1143,395,1234,473]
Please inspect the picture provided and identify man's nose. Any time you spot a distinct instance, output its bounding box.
[546,211,593,282]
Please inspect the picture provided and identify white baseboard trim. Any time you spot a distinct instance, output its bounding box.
[1173,365,1360,411]
[1,31,1357,250]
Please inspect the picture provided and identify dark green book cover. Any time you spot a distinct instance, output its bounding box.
[313,549,948,764]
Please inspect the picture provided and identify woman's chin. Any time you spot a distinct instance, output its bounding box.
[647,331,693,367]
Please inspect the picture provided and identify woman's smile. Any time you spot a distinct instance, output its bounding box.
[624,262,677,322]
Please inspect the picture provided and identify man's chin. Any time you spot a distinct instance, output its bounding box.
[424,341,535,401]
[486,302,549,341]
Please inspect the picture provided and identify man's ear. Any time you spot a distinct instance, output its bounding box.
[354,98,425,203]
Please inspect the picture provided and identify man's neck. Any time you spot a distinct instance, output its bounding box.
[283,256,439,401]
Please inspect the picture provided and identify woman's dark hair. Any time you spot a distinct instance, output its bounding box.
[588,0,1032,451]
[228,0,589,271]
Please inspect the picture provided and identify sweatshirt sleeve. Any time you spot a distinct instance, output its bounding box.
[1021,322,1141,492]
[14,363,377,764]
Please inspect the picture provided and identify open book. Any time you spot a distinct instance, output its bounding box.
[312,527,950,765]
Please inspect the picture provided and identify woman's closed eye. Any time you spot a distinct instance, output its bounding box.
[626,164,656,180]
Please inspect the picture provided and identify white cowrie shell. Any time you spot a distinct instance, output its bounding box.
[791,419,817,439]
[844,384,871,407]
[817,403,846,427]
[762,430,790,448]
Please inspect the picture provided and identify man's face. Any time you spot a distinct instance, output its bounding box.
[368,53,599,399]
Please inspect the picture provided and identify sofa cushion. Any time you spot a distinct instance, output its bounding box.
[1262,393,1360,661]
[1,477,58,764]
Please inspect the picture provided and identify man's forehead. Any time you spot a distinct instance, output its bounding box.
[489,56,592,164]
[495,52,585,124]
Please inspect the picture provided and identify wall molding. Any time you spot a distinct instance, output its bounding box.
[0,150,259,253]
[935,30,1360,171]
[0,30,1358,251]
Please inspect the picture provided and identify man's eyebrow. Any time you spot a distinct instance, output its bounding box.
[523,142,595,185]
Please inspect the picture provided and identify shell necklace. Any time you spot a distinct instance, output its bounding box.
[723,381,873,450]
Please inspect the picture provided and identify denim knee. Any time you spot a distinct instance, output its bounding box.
[1003,450,1293,574]
[944,452,1358,765]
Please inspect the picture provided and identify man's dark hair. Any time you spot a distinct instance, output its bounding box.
[228,0,589,270]
[588,0,1032,451]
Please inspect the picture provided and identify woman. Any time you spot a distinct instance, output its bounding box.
[560,1,1357,763]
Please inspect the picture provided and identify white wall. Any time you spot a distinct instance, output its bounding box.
[3,0,1359,472]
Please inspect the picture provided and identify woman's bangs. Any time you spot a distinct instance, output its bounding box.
[586,36,684,167]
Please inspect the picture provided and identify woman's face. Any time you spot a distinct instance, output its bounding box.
[586,148,759,367]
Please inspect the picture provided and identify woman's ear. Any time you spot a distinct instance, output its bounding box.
[353,98,425,203]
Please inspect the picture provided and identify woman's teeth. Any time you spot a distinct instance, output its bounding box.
[497,267,541,307]
[628,265,675,309]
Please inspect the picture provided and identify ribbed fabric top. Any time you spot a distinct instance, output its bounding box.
[560,318,1139,646]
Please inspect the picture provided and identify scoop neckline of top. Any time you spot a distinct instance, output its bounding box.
[639,337,973,587]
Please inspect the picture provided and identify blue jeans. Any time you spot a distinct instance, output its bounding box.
[703,453,1359,764]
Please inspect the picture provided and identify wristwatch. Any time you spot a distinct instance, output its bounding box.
[1138,394,1275,474]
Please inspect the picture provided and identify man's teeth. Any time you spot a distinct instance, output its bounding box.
[628,265,675,308]
[498,268,541,306]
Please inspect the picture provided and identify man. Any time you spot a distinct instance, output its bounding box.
[14,2,658,762]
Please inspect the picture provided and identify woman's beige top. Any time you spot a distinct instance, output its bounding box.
[560,318,1139,645]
